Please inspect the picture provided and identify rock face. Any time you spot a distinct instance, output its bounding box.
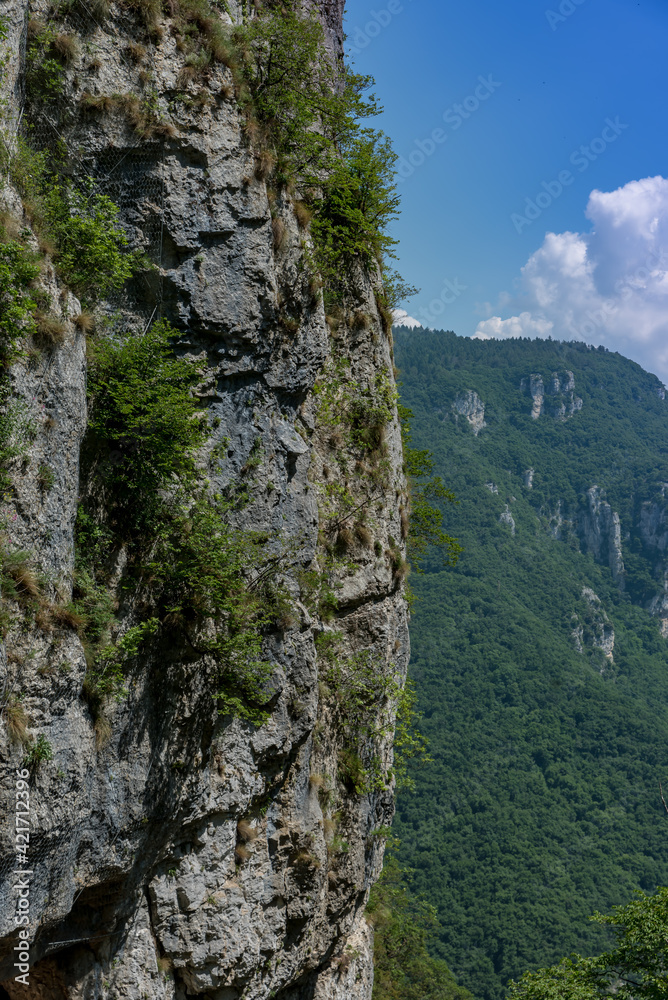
[578,487,625,588]
[521,371,583,421]
[499,505,516,536]
[452,390,486,436]
[0,3,407,997]
[571,588,615,666]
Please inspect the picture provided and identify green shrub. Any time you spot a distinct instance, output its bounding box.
[80,320,276,723]
[399,404,462,572]
[23,733,54,768]
[233,2,414,305]
[6,142,142,302]
[86,319,207,534]
[26,21,69,102]
[0,239,38,365]
[368,855,474,1000]
[42,181,141,299]
[508,888,668,1000]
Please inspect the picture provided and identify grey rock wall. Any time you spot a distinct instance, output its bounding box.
[0,2,406,996]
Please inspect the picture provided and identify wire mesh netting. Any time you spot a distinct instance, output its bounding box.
[5,0,169,333]
[0,0,173,947]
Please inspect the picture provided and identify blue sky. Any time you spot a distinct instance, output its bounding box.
[343,0,668,380]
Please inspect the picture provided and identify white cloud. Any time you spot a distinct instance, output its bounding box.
[392,309,422,329]
[473,176,668,383]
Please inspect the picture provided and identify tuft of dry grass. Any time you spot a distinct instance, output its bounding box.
[280,315,299,335]
[295,850,320,870]
[74,311,95,333]
[234,843,250,863]
[391,553,409,582]
[378,302,393,336]
[35,312,67,347]
[35,606,53,632]
[336,527,355,553]
[2,555,41,601]
[293,200,312,230]
[400,507,410,540]
[80,91,116,113]
[50,605,85,630]
[0,210,21,241]
[355,523,373,549]
[128,41,147,62]
[254,149,275,181]
[27,18,47,41]
[177,63,198,86]
[37,233,57,257]
[271,216,287,251]
[237,818,258,842]
[82,0,110,21]
[53,33,79,64]
[95,714,112,748]
[3,696,30,745]
[352,310,372,332]
[323,816,337,841]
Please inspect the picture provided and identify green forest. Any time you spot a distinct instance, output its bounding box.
[392,328,668,1000]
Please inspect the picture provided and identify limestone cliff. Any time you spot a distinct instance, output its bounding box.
[0,2,409,997]
[520,370,583,422]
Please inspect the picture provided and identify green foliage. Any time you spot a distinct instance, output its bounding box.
[0,239,39,360]
[23,733,54,768]
[5,141,141,302]
[25,21,69,103]
[368,855,475,1000]
[310,131,401,289]
[0,236,39,486]
[86,319,206,534]
[80,321,274,723]
[316,633,428,794]
[392,329,668,1000]
[42,181,140,299]
[399,404,461,572]
[314,357,397,461]
[509,889,668,1000]
[233,1,411,303]
[393,679,431,791]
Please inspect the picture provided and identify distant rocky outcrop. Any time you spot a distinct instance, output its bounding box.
[452,390,486,435]
[571,588,615,666]
[500,505,516,536]
[577,487,625,587]
[521,370,583,421]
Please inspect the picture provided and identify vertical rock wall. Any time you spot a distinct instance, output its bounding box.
[0,2,409,996]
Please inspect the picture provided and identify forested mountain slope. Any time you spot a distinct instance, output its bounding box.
[392,328,668,1000]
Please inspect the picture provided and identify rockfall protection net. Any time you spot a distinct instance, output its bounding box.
[5,0,169,333]
[0,0,173,953]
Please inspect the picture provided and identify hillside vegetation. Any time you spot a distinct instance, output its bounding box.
[392,329,668,1000]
